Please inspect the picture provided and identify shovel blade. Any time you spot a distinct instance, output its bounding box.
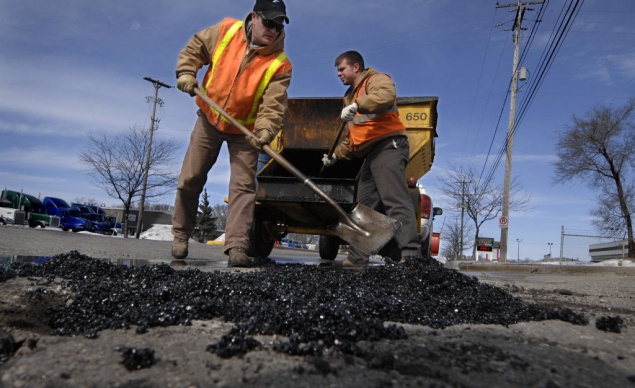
[330,203,401,255]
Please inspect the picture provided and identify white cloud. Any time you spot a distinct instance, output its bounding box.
[514,154,558,163]
[0,148,84,171]
[608,53,635,80]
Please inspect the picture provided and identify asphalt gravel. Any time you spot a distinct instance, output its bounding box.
[1,250,588,358]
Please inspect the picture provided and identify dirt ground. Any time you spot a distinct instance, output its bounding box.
[1,227,635,387]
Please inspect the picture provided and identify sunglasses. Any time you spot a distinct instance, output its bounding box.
[259,15,284,32]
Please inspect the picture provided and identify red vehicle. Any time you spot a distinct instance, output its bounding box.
[415,186,443,258]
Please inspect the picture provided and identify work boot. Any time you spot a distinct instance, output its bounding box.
[228,247,255,268]
[171,237,189,260]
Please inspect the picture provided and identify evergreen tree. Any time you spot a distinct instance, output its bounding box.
[193,189,216,243]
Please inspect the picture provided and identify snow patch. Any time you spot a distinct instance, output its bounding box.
[139,225,226,243]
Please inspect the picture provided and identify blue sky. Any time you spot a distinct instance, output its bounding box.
[1,1,634,260]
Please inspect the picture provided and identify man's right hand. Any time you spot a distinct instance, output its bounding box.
[340,102,358,121]
[177,74,198,97]
[322,153,336,167]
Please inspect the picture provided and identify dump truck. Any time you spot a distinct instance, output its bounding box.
[249,97,442,261]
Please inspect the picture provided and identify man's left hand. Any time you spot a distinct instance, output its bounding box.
[247,129,274,151]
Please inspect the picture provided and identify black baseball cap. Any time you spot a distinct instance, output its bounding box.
[253,0,289,24]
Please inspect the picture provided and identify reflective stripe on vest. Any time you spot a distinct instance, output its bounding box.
[351,78,399,124]
[351,105,399,124]
[347,74,405,148]
[200,21,243,124]
[205,21,243,91]
[245,51,287,125]
[201,20,287,127]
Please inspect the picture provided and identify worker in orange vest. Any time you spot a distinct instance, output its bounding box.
[172,0,292,267]
[323,50,422,266]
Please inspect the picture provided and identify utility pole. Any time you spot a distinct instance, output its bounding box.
[460,180,469,260]
[135,77,172,239]
[496,0,543,261]
[559,225,565,266]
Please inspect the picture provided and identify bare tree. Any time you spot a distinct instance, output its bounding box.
[79,126,179,236]
[438,164,530,259]
[74,197,103,206]
[553,98,635,258]
[148,203,174,213]
[440,216,474,260]
[212,204,228,231]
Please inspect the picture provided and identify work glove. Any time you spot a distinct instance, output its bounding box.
[340,102,358,121]
[177,73,198,97]
[322,153,336,167]
[248,129,274,151]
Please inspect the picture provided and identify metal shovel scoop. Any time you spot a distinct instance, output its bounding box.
[193,88,400,254]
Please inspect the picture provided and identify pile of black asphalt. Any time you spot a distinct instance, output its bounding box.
[0,250,588,358]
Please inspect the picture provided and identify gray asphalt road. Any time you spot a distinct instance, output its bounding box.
[0,225,345,269]
[0,226,224,267]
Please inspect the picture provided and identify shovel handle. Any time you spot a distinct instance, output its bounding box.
[318,120,347,177]
[192,88,359,228]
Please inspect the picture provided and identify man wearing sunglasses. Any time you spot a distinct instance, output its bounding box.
[172,0,291,267]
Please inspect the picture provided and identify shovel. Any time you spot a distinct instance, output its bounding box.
[193,88,400,254]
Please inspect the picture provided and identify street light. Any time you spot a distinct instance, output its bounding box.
[516,238,523,262]
[547,242,553,257]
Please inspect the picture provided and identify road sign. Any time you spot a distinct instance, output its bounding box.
[476,237,494,252]
[499,216,508,229]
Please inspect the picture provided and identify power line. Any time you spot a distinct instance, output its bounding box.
[496,0,545,262]
[478,0,583,193]
[472,0,584,260]
[513,0,585,130]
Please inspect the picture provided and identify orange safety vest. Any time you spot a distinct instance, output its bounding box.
[195,18,292,134]
[348,74,405,148]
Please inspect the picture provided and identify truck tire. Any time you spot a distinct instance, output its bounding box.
[319,235,340,261]
[247,213,275,258]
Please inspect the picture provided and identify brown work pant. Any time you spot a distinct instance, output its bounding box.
[172,111,258,254]
[348,136,421,262]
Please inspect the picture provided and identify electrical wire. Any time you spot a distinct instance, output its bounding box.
[477,0,585,196]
